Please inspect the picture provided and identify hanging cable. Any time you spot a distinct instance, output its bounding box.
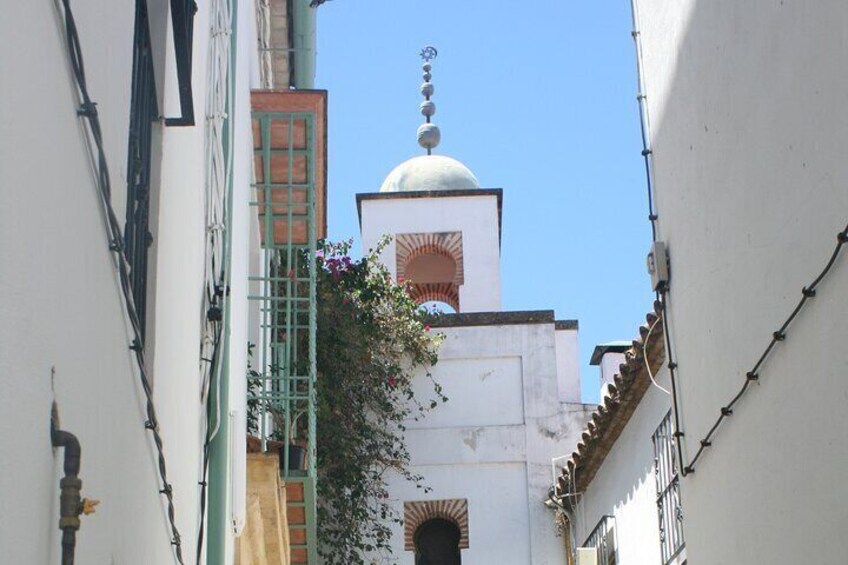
[643,316,670,395]
[54,1,185,561]
[683,223,848,474]
[628,0,847,477]
[196,0,233,561]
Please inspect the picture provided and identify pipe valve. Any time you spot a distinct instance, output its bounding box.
[81,498,100,516]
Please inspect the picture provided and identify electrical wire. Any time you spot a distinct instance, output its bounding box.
[629,0,848,478]
[684,223,848,474]
[196,0,233,561]
[629,0,688,474]
[55,0,184,561]
[643,316,670,395]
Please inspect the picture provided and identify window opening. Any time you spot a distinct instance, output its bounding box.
[166,0,197,125]
[125,0,158,340]
[653,410,685,564]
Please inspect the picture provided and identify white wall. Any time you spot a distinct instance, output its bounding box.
[0,1,257,562]
[572,368,673,565]
[637,1,848,562]
[151,0,211,557]
[375,321,593,564]
[0,0,196,562]
[599,352,626,400]
[360,194,502,312]
[223,0,262,550]
[555,328,582,403]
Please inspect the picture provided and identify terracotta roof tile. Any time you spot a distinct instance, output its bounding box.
[557,301,666,503]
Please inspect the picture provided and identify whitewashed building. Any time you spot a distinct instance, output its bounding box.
[358,51,594,565]
[557,2,848,564]
[633,1,848,563]
[556,308,683,565]
[0,1,324,563]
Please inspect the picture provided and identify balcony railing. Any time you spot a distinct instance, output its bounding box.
[583,515,617,565]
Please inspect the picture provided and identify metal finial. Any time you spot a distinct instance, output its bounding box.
[420,45,438,62]
[417,46,440,154]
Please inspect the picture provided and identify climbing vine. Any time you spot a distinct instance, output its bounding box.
[248,237,446,563]
[314,237,445,563]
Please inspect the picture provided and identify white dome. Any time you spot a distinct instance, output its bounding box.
[379,155,481,193]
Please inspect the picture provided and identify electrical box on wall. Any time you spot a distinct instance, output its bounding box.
[647,241,670,291]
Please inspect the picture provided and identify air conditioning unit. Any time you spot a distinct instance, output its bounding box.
[576,547,599,565]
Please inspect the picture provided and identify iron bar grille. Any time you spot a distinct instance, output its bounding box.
[166,0,196,125]
[583,515,617,565]
[248,110,318,563]
[653,410,685,564]
[124,0,158,341]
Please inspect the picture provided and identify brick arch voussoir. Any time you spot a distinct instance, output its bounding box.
[403,499,469,551]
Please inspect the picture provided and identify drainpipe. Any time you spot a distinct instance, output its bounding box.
[206,0,237,562]
[291,0,316,88]
[51,416,98,565]
[53,427,81,565]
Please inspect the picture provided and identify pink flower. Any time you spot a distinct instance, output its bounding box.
[397,276,404,284]
[425,325,431,332]
[387,376,397,388]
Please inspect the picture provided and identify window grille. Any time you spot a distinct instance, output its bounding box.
[166,0,196,125]
[653,410,685,564]
[583,515,617,565]
[124,0,158,340]
[248,108,318,562]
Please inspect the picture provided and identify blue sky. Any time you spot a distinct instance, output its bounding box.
[315,0,653,404]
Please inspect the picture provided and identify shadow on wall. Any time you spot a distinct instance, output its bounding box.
[642,0,848,562]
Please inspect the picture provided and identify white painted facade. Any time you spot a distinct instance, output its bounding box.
[630,1,848,563]
[0,1,268,562]
[555,326,582,404]
[570,363,675,565]
[360,192,502,313]
[360,155,594,563]
[377,320,594,565]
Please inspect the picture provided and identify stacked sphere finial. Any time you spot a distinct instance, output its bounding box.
[417,46,440,153]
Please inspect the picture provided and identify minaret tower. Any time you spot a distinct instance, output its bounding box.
[357,47,503,313]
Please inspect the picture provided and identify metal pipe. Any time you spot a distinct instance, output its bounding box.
[206,0,237,561]
[291,0,317,88]
[51,425,82,565]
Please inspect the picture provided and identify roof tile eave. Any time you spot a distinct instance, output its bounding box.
[559,301,666,498]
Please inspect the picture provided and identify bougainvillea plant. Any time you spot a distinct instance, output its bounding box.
[314,237,446,564]
[247,237,446,563]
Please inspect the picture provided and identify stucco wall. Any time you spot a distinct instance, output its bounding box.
[0,1,254,562]
[555,328,582,403]
[360,194,502,312]
[376,321,593,564]
[598,352,626,400]
[572,368,673,565]
[636,1,848,562]
[0,1,169,562]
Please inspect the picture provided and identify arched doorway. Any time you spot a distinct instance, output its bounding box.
[414,518,462,565]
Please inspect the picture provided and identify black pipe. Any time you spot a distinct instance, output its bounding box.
[51,426,81,565]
